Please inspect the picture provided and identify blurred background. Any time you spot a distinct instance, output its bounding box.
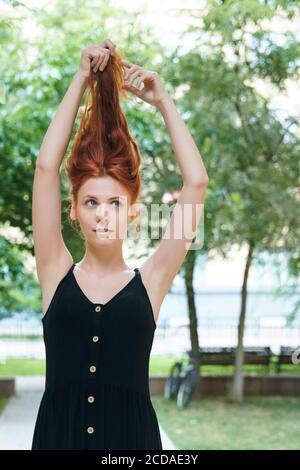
[0,0,299,450]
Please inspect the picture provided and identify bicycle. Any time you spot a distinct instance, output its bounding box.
[164,350,200,408]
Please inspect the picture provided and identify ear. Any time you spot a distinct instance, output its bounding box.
[128,202,140,224]
[70,199,77,221]
[130,213,139,224]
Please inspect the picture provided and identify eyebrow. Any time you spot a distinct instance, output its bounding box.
[83,195,122,200]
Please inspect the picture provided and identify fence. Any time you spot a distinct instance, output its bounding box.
[0,317,300,361]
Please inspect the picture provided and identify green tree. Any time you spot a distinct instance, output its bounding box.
[128,0,300,403]
[167,0,300,402]
[0,0,169,311]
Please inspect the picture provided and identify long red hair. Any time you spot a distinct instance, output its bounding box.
[65,49,142,213]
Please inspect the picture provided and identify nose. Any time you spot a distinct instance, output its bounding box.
[96,202,108,217]
[95,203,110,224]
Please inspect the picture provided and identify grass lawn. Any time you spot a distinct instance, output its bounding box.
[0,356,300,376]
[0,358,45,376]
[0,358,299,449]
[151,395,300,450]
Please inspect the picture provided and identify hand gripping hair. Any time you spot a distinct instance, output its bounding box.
[65,47,142,208]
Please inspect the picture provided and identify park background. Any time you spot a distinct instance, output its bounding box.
[0,0,299,450]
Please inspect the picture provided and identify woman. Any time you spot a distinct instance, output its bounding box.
[31,38,209,450]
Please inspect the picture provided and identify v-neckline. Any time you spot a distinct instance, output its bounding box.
[71,263,138,308]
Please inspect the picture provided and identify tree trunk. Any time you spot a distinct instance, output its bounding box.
[184,249,201,392]
[231,240,255,403]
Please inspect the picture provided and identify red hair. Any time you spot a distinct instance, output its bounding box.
[65,48,142,210]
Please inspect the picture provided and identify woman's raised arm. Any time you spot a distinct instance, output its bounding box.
[35,70,87,171]
[32,41,116,291]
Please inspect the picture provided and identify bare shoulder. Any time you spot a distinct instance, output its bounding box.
[37,253,74,317]
[138,255,176,326]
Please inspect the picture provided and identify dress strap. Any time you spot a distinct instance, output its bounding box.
[70,263,76,274]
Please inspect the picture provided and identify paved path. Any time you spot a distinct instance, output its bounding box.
[0,376,176,450]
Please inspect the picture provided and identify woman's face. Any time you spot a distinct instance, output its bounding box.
[71,176,138,243]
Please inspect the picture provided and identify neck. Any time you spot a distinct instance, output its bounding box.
[77,243,130,276]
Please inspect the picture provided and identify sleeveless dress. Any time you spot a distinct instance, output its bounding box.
[31,263,163,450]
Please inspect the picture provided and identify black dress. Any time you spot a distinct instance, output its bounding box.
[31,262,163,450]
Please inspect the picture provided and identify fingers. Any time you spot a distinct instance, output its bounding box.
[93,55,102,73]
[90,53,99,68]
[100,38,116,56]
[121,61,142,84]
[124,63,139,78]
[122,83,138,93]
[135,72,147,89]
[126,69,142,88]
[88,46,101,66]
[90,52,101,71]
[121,59,132,68]
[99,51,110,71]
[91,49,110,73]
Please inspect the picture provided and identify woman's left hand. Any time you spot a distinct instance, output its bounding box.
[121,60,170,108]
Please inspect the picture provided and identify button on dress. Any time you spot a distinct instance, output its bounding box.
[31,263,163,450]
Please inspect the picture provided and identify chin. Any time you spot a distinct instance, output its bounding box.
[94,233,117,242]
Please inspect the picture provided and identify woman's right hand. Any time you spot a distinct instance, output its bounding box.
[77,39,116,82]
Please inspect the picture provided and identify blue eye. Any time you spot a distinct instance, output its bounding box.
[85,199,121,207]
[86,199,96,207]
[111,200,121,208]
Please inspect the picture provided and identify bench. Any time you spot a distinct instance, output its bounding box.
[196,346,272,372]
[275,346,299,373]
